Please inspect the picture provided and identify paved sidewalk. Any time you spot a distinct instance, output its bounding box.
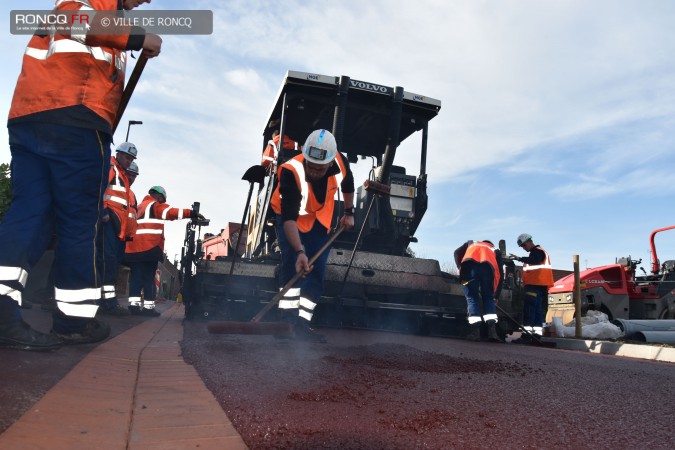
[0,303,248,450]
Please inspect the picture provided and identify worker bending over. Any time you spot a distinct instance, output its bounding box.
[455,240,504,342]
[270,129,355,343]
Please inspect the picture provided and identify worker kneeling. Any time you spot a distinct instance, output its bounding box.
[454,240,504,342]
[270,129,355,343]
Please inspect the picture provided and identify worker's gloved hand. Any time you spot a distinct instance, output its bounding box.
[507,253,521,262]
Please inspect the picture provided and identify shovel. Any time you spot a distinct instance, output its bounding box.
[496,303,556,348]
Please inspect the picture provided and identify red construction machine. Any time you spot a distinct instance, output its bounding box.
[548,225,675,323]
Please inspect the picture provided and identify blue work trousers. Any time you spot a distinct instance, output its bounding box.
[276,219,332,304]
[99,218,126,307]
[522,285,546,328]
[1,122,110,327]
[462,261,497,323]
[128,260,158,301]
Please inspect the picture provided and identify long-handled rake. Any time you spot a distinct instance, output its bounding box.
[207,226,345,336]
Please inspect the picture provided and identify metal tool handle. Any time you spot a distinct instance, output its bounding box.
[251,225,345,323]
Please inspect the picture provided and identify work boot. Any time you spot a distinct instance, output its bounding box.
[0,296,60,351]
[52,318,111,345]
[128,305,142,315]
[293,321,327,343]
[487,323,502,342]
[0,320,62,351]
[465,325,481,342]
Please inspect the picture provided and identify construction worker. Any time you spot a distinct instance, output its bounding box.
[511,233,554,342]
[125,162,139,238]
[270,129,355,343]
[454,240,504,342]
[261,130,300,169]
[99,143,138,316]
[126,161,139,183]
[0,0,161,351]
[124,186,205,316]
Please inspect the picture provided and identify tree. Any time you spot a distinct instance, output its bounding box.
[0,163,12,223]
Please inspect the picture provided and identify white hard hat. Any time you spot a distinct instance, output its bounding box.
[116,142,138,159]
[303,129,337,165]
[127,161,139,175]
[517,233,533,247]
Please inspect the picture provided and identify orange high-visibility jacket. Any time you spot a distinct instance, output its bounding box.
[462,241,501,293]
[126,190,138,241]
[125,195,192,255]
[522,245,554,287]
[270,153,347,233]
[9,0,132,128]
[104,157,133,240]
[261,134,298,168]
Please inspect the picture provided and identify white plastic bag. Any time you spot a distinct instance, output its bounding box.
[557,321,623,339]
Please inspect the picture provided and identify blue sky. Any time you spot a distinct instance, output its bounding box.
[2,0,675,274]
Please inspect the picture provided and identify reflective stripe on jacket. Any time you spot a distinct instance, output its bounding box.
[522,245,554,287]
[125,195,192,254]
[126,191,138,240]
[9,0,130,127]
[461,241,500,293]
[270,153,347,233]
[103,157,131,240]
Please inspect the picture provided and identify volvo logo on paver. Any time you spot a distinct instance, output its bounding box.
[350,80,390,94]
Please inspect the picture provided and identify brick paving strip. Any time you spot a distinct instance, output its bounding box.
[0,304,248,450]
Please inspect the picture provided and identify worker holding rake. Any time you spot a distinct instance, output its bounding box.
[270,129,355,343]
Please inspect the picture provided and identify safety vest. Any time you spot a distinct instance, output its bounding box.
[126,190,138,240]
[125,195,192,254]
[8,0,129,128]
[522,245,554,287]
[103,157,132,240]
[261,134,298,168]
[270,153,347,233]
[462,241,500,293]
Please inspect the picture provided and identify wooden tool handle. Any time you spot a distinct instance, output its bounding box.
[251,226,345,322]
[112,51,149,134]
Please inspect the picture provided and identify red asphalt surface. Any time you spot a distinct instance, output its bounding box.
[2,300,675,449]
